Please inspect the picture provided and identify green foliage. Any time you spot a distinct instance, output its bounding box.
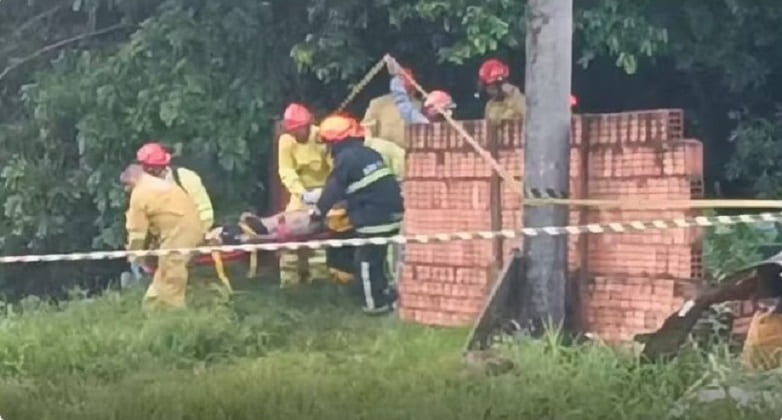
[576,0,669,74]
[4,0,782,296]
[0,287,778,419]
[703,221,778,281]
[725,110,782,198]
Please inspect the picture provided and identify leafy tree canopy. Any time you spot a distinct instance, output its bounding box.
[1,0,781,296]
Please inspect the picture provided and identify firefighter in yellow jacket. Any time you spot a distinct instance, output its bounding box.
[122,164,204,309]
[364,137,405,183]
[136,142,214,232]
[277,103,331,286]
[361,64,422,148]
[478,58,526,122]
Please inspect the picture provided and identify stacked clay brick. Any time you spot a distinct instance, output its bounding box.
[399,110,706,343]
[580,111,704,341]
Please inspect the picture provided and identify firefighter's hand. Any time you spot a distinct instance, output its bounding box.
[308,207,323,221]
[383,54,401,76]
[302,189,322,205]
[240,212,261,223]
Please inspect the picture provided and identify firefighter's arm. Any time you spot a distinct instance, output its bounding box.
[277,135,307,198]
[517,91,527,118]
[389,75,428,124]
[389,142,406,180]
[125,191,149,263]
[315,160,349,217]
[184,169,214,229]
[361,101,379,138]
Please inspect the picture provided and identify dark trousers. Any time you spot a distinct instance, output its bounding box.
[354,231,397,310]
[326,232,355,275]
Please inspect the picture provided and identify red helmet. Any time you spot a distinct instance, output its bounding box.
[136,142,171,166]
[570,94,578,108]
[282,103,313,131]
[319,114,364,143]
[423,90,455,112]
[478,59,510,85]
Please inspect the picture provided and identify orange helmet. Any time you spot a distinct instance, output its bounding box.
[478,59,510,85]
[319,114,365,143]
[136,142,171,166]
[282,103,313,131]
[423,90,455,112]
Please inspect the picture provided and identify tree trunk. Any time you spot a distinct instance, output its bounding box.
[521,0,573,333]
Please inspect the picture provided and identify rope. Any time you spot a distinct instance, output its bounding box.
[335,57,387,112]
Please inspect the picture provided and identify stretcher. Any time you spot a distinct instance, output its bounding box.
[142,206,353,290]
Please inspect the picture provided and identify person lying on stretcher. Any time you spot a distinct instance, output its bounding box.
[205,203,352,246]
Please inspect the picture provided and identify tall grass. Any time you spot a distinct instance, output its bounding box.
[0,283,778,419]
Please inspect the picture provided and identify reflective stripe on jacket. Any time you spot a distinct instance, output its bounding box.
[316,139,404,232]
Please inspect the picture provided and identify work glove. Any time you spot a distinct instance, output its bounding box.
[302,188,322,205]
[308,206,323,222]
[130,261,143,279]
[383,54,402,76]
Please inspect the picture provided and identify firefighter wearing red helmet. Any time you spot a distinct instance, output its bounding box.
[478,58,526,122]
[361,59,424,148]
[277,103,332,287]
[382,55,456,125]
[312,114,404,315]
[121,163,203,309]
[136,142,214,233]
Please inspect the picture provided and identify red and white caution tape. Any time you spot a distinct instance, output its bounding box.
[0,212,779,264]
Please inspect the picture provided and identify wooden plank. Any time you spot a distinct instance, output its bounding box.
[463,250,525,353]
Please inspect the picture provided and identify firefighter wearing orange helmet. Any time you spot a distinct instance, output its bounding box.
[311,114,403,315]
[277,103,331,287]
[478,58,526,122]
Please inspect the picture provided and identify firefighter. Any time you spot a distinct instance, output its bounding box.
[136,142,214,233]
[311,114,404,314]
[383,54,456,124]
[121,164,204,309]
[277,103,331,287]
[362,61,422,148]
[317,134,406,286]
[478,58,526,122]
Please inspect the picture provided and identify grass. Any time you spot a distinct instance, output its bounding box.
[0,276,779,420]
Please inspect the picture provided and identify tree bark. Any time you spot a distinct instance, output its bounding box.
[521,0,573,332]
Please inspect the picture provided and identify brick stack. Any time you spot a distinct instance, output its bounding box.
[399,110,706,343]
[580,111,705,342]
[401,121,496,326]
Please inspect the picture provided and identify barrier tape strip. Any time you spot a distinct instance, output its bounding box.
[525,187,568,200]
[1,212,779,264]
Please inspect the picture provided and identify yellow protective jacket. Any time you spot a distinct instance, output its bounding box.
[166,166,214,232]
[125,173,205,253]
[741,311,782,371]
[362,94,422,149]
[364,136,405,181]
[278,125,331,211]
[485,83,526,122]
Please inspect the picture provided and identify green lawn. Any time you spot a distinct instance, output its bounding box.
[0,279,777,420]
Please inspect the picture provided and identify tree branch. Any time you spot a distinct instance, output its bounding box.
[0,3,67,59]
[0,22,129,82]
[14,4,66,36]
